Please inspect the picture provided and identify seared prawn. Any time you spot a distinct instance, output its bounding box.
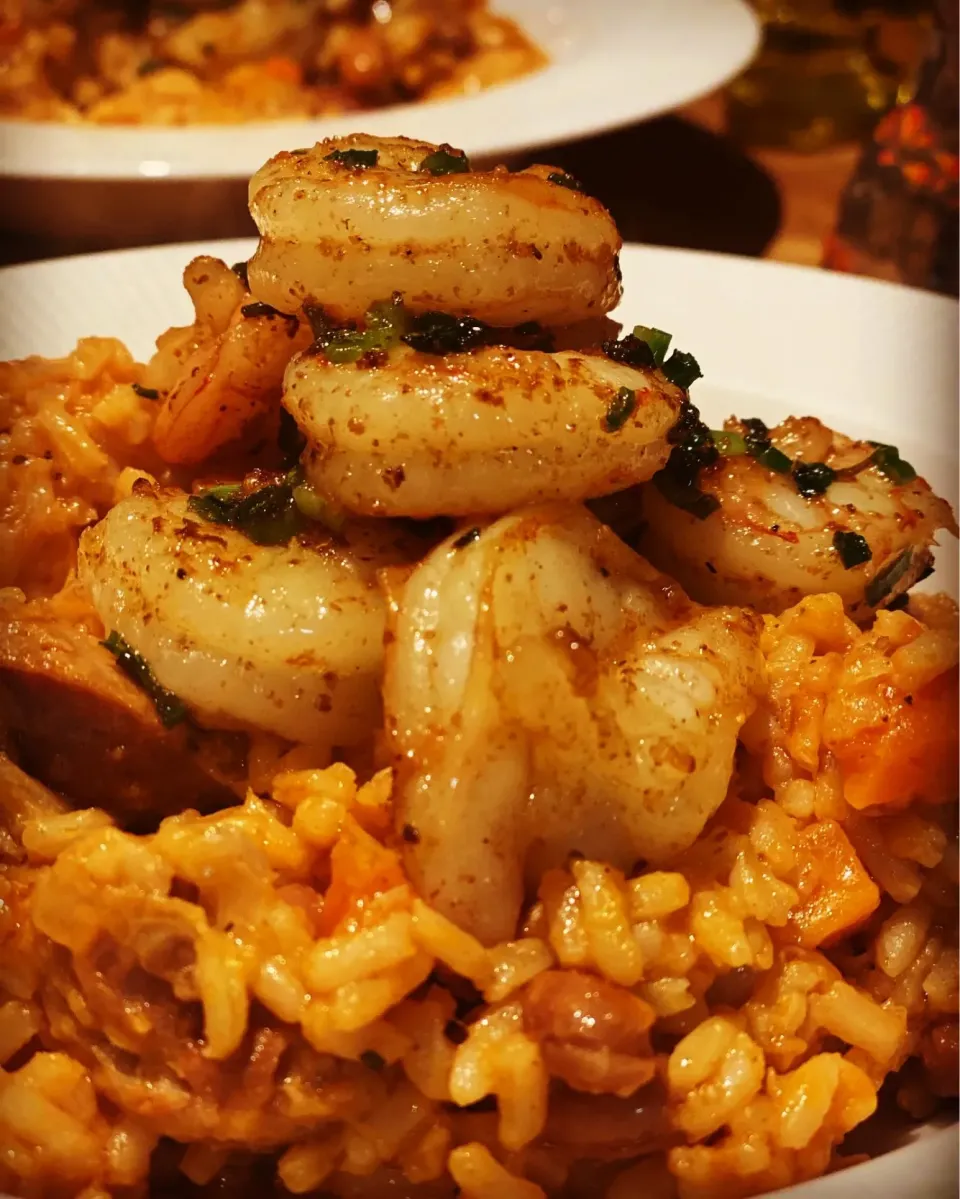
[147,255,312,465]
[77,486,430,748]
[637,416,957,621]
[285,339,686,518]
[383,505,764,945]
[246,135,622,327]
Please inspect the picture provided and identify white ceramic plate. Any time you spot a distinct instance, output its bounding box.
[0,242,957,1198]
[0,0,759,181]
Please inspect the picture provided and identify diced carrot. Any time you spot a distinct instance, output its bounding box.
[261,55,302,86]
[786,819,880,948]
[316,817,405,936]
[827,667,958,811]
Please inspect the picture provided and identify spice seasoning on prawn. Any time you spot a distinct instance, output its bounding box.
[131,382,160,400]
[101,630,187,728]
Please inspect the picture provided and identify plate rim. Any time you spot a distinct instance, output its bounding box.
[0,0,760,181]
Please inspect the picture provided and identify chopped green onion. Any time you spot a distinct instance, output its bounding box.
[632,325,672,366]
[546,171,583,192]
[420,147,470,175]
[602,334,655,369]
[131,382,160,400]
[710,430,747,456]
[402,311,487,355]
[869,441,917,484]
[292,476,346,533]
[793,461,836,497]
[315,296,411,362]
[188,481,303,546]
[754,444,792,474]
[661,349,703,390]
[653,470,721,520]
[366,294,411,338]
[833,530,872,569]
[101,631,187,728]
[186,484,242,525]
[603,387,638,433]
[866,548,913,607]
[325,148,379,168]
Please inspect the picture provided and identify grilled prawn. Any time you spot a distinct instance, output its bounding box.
[383,505,764,944]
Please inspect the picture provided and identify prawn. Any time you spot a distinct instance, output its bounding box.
[383,505,764,945]
[77,485,430,748]
[147,256,312,466]
[285,340,685,518]
[246,135,622,327]
[636,415,957,621]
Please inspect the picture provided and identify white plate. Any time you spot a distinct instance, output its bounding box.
[0,0,759,181]
[0,241,956,1198]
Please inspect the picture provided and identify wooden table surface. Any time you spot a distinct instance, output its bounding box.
[0,89,862,271]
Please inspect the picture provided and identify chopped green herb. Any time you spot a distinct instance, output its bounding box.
[601,333,655,369]
[710,430,747,456]
[661,349,703,390]
[869,441,917,484]
[653,470,721,520]
[303,303,334,341]
[420,146,470,175]
[188,480,303,546]
[314,296,410,362]
[793,461,835,497]
[231,260,249,288]
[833,530,872,569]
[546,171,583,192]
[737,418,791,474]
[186,484,242,524]
[653,400,722,519]
[325,148,379,168]
[101,631,187,728]
[292,474,346,533]
[136,57,165,77]
[603,387,637,432]
[402,310,487,355]
[359,1050,386,1071]
[754,444,792,474]
[866,548,913,607]
[131,382,160,400]
[632,325,672,366]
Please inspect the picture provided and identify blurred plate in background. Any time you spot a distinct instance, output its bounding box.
[0,0,759,251]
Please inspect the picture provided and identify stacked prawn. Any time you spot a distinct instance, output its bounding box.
[74,134,956,945]
[74,134,776,943]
